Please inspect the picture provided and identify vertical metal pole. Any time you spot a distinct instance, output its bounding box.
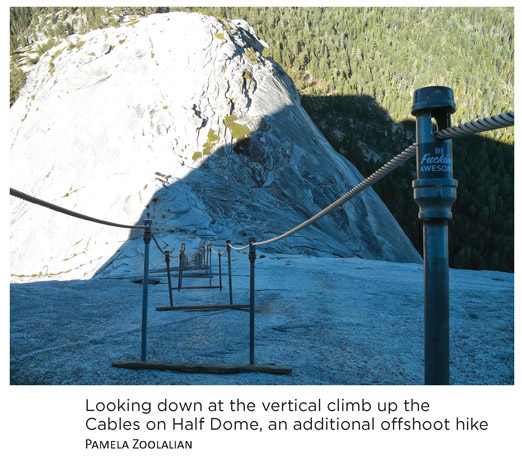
[227,241,233,305]
[218,252,223,291]
[177,243,185,292]
[165,251,173,307]
[141,220,152,361]
[411,86,457,385]
[209,245,213,286]
[248,237,257,365]
[424,220,450,381]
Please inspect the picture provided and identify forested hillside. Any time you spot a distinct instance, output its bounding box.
[10,7,514,271]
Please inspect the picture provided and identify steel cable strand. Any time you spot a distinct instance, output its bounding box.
[227,241,250,251]
[11,112,512,250]
[150,232,182,258]
[247,111,513,248]
[210,246,227,255]
[498,112,516,124]
[170,249,182,259]
[151,233,168,255]
[10,188,146,230]
[253,144,418,247]
[435,111,514,140]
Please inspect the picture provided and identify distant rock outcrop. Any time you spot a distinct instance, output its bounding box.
[10,12,421,282]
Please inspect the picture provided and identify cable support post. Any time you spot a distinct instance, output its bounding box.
[412,86,457,385]
[140,219,152,361]
[209,244,213,287]
[206,244,211,273]
[177,243,185,292]
[165,249,174,308]
[227,241,234,305]
[218,252,223,291]
[248,237,257,365]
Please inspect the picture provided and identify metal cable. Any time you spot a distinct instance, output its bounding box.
[435,111,514,140]
[210,246,227,255]
[227,242,249,251]
[237,110,513,248]
[150,232,183,257]
[151,233,167,255]
[169,249,182,259]
[10,110,513,251]
[253,144,418,247]
[10,188,146,230]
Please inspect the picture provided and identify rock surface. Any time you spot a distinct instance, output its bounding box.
[10,255,514,384]
[10,12,421,282]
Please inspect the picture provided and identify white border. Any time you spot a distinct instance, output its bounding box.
[3,2,519,457]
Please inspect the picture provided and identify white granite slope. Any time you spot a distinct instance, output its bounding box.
[10,12,421,282]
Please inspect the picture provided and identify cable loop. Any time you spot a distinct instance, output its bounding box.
[169,250,181,259]
[210,246,227,255]
[151,233,166,255]
[228,242,249,251]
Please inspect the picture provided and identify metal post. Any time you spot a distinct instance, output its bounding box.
[206,245,210,274]
[218,252,223,291]
[177,243,185,292]
[248,237,257,365]
[165,251,174,307]
[209,244,213,286]
[141,219,152,361]
[227,241,233,305]
[411,86,457,385]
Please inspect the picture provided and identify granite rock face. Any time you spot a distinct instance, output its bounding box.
[10,12,421,281]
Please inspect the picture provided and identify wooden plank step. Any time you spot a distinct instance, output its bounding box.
[150,267,208,273]
[112,360,292,375]
[156,304,249,312]
[177,274,213,278]
[174,286,222,290]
